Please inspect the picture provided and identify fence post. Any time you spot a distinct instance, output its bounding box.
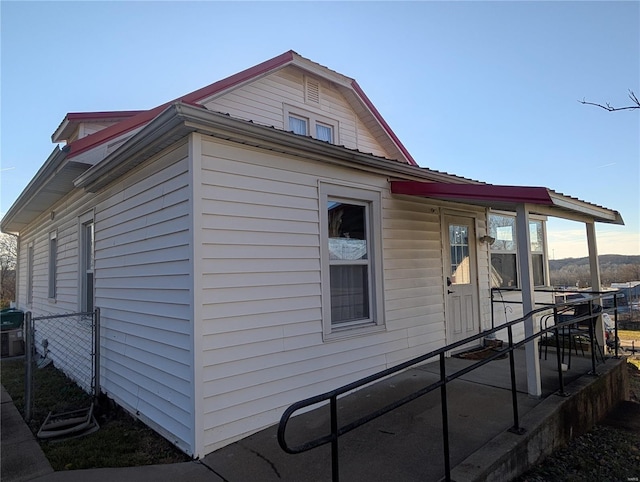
[24,311,33,422]
[94,307,101,399]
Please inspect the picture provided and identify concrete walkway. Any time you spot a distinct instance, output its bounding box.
[1,350,627,482]
[1,385,53,482]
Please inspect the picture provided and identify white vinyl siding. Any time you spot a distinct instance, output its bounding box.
[202,66,390,158]
[14,141,196,456]
[196,137,488,453]
[94,142,193,454]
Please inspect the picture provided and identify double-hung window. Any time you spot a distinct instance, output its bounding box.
[320,183,384,339]
[79,212,95,312]
[489,213,547,288]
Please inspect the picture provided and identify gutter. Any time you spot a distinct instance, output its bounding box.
[75,102,478,193]
[1,146,68,234]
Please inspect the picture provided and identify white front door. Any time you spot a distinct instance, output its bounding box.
[444,215,480,347]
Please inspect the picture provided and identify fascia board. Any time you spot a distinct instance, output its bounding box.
[548,191,624,225]
[289,54,354,88]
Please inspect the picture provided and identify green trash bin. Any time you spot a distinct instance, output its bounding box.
[1,309,24,357]
[0,309,24,331]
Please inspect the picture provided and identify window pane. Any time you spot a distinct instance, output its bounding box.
[532,253,544,286]
[316,123,333,142]
[86,223,94,271]
[530,220,543,252]
[491,253,518,288]
[489,214,516,251]
[289,116,307,135]
[83,222,95,312]
[327,202,367,260]
[330,265,369,323]
[449,224,470,284]
[86,273,94,312]
[27,245,34,304]
[49,237,57,298]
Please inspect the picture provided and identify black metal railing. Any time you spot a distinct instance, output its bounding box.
[277,290,622,482]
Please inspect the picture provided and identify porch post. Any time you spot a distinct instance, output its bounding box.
[515,204,542,397]
[586,222,604,346]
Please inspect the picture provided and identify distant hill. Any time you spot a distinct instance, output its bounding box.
[549,255,640,287]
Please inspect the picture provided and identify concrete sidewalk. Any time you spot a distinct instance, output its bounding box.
[1,384,53,482]
[2,351,627,482]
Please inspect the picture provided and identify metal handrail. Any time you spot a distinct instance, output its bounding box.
[277,290,622,482]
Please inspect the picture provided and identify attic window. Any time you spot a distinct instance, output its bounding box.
[305,78,320,104]
[284,104,339,144]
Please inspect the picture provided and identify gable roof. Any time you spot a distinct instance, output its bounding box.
[63,50,417,166]
[0,52,624,234]
[52,110,145,143]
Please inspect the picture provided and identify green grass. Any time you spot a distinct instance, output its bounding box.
[1,358,189,470]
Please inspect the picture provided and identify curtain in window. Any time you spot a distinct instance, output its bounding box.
[328,201,369,324]
[330,265,369,323]
[289,116,307,135]
[316,124,333,142]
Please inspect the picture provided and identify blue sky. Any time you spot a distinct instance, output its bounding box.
[1,1,638,258]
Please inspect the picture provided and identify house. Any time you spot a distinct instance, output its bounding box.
[0,51,623,458]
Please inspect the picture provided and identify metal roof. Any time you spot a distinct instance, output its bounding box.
[390,181,624,225]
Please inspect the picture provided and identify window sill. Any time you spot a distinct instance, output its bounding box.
[323,322,386,342]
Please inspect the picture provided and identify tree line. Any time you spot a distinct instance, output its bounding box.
[549,254,640,288]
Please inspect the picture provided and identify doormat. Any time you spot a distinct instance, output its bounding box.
[455,346,508,361]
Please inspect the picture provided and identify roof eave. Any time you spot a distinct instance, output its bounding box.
[75,103,471,193]
[0,147,91,233]
[350,80,418,166]
[547,191,624,225]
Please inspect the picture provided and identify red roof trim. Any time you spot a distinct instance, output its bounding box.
[351,80,417,166]
[391,181,555,205]
[67,51,296,159]
[182,50,295,104]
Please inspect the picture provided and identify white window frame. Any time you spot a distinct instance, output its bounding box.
[489,211,548,288]
[284,104,339,144]
[78,211,95,313]
[319,182,384,340]
[48,231,57,300]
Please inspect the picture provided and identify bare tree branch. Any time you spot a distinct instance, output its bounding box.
[579,89,640,111]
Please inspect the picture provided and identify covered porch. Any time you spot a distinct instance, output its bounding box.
[391,180,624,398]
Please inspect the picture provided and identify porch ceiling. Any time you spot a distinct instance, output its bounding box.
[390,181,624,225]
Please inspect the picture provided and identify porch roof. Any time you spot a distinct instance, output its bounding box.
[390,181,624,225]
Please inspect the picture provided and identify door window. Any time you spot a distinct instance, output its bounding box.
[449,224,470,285]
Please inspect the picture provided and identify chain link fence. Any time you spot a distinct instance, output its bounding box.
[24,308,100,423]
